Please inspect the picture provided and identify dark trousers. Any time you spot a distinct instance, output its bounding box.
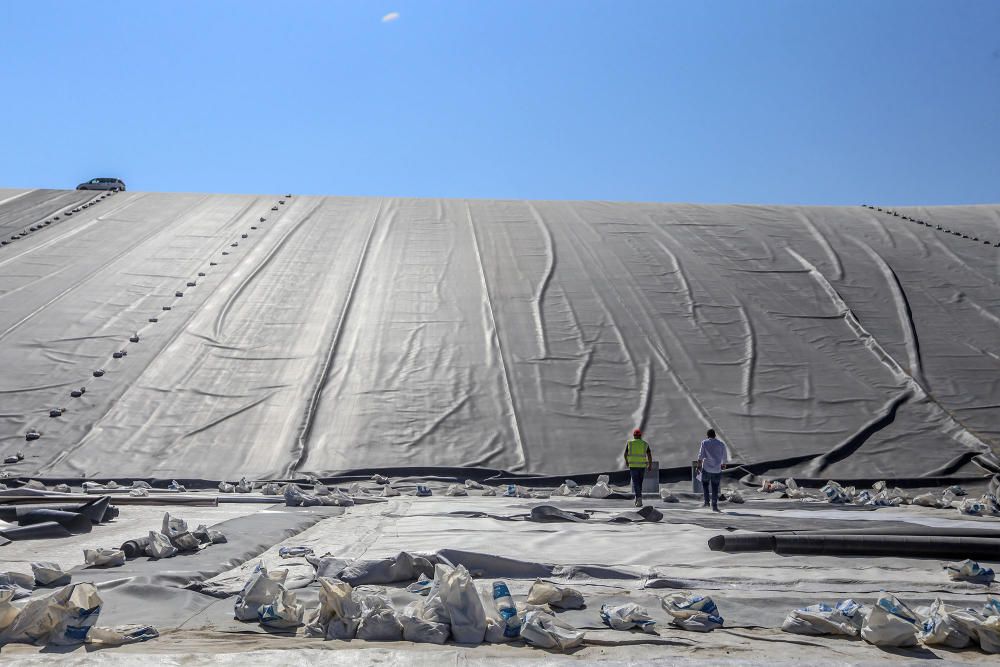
[702,471,721,509]
[629,467,645,499]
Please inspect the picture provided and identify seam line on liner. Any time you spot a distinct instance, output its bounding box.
[0,189,36,208]
[287,199,384,476]
[466,201,528,472]
[0,192,146,271]
[0,195,164,344]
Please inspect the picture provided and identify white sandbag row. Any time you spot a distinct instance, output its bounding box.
[233,562,587,651]
[549,475,621,499]
[782,593,1000,653]
[767,478,1000,517]
[0,582,157,647]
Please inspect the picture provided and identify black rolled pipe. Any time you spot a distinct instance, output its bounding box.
[774,534,1000,560]
[707,533,776,552]
[709,531,1000,560]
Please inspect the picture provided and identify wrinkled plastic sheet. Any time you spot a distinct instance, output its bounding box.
[0,193,997,483]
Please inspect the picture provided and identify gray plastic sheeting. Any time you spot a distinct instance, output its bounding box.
[0,191,997,480]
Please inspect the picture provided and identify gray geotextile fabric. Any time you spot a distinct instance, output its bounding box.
[0,192,997,482]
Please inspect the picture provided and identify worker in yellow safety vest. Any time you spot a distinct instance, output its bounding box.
[623,428,653,507]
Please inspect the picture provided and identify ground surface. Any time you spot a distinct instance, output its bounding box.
[2,484,999,664]
[0,190,997,481]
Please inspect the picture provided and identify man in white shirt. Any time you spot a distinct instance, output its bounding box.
[697,428,728,512]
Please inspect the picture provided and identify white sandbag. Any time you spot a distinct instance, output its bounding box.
[861,594,919,647]
[84,548,126,567]
[0,583,102,645]
[821,480,852,504]
[520,610,585,651]
[218,482,235,493]
[438,564,487,644]
[526,580,585,610]
[400,600,450,644]
[784,478,816,500]
[944,559,995,584]
[88,624,159,646]
[172,531,201,552]
[129,487,149,497]
[193,524,227,545]
[381,485,400,497]
[259,588,304,628]
[958,497,987,516]
[105,481,119,489]
[480,486,496,496]
[306,577,361,640]
[781,599,863,636]
[551,484,574,496]
[588,482,611,499]
[761,479,786,493]
[234,564,288,622]
[145,531,177,559]
[978,616,1000,653]
[445,484,468,497]
[235,477,252,493]
[260,482,281,495]
[314,483,331,496]
[723,487,744,504]
[600,602,656,633]
[464,479,484,490]
[0,571,36,599]
[912,492,945,508]
[918,599,972,648]
[484,616,509,643]
[161,512,188,538]
[949,608,1000,653]
[53,484,71,493]
[31,562,70,587]
[490,581,521,639]
[985,595,1000,617]
[131,480,152,489]
[1,589,19,634]
[356,593,403,641]
[659,488,679,502]
[662,593,724,632]
[162,512,200,551]
[868,488,906,507]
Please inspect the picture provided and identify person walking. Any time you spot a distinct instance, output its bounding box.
[623,428,653,507]
[697,428,728,512]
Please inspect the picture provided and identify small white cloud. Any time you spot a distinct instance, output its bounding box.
[382,12,399,22]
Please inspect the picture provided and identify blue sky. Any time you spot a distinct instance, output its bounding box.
[1,1,998,204]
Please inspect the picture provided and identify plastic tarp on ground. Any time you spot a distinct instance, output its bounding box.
[0,190,997,480]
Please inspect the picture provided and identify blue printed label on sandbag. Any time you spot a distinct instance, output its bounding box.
[492,581,521,638]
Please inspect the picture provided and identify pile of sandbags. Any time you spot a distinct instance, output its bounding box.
[782,593,1000,654]
[0,582,156,647]
[296,564,586,651]
[115,512,226,563]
